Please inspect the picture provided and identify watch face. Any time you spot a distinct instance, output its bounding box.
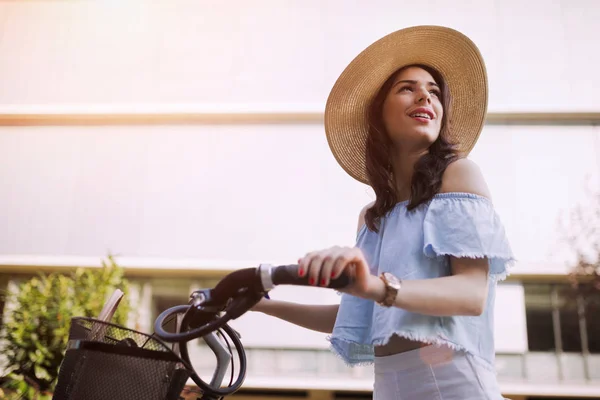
[383,272,401,288]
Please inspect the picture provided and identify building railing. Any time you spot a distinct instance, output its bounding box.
[187,343,600,384]
[1,105,600,126]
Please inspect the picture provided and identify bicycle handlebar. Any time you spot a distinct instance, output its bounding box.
[268,263,352,289]
[152,263,353,399]
[209,263,352,303]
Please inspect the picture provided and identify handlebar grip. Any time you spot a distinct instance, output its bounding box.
[271,264,353,289]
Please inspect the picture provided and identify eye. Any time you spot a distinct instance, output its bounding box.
[430,89,441,97]
[397,86,412,93]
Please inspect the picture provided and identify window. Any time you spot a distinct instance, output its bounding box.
[524,283,600,354]
[523,282,600,382]
[558,295,582,352]
[587,300,600,353]
[524,284,556,351]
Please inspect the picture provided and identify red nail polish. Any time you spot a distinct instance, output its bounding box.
[298,267,304,277]
[331,271,336,278]
[321,278,327,286]
[309,277,315,285]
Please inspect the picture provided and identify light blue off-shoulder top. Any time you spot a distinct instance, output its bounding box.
[328,192,515,370]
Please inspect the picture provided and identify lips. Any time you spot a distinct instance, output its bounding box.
[408,107,435,120]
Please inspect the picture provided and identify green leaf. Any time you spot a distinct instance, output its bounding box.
[0,256,131,399]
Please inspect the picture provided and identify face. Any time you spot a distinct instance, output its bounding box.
[381,66,443,152]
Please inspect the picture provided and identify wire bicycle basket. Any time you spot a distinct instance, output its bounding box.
[52,317,190,400]
[52,282,249,400]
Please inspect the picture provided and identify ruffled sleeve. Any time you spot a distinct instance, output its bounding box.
[422,194,515,281]
[328,293,375,366]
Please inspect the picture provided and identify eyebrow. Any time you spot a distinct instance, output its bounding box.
[392,79,439,89]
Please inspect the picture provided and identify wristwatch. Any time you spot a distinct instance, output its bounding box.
[377,272,402,307]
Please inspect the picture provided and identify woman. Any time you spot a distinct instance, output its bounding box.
[253,25,514,399]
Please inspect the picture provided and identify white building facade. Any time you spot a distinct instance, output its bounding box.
[1,1,599,399]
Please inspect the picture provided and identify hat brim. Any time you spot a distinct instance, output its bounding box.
[324,25,488,185]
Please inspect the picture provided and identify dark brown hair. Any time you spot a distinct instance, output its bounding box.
[364,64,459,232]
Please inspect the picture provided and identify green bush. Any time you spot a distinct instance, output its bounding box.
[0,256,131,399]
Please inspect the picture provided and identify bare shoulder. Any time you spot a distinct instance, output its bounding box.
[440,158,492,200]
[357,201,374,233]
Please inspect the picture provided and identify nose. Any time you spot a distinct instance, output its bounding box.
[416,87,432,104]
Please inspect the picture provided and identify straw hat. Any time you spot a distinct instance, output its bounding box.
[324,25,488,185]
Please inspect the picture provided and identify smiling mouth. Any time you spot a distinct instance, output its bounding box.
[409,112,433,120]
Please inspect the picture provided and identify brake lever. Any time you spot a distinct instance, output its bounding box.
[222,287,264,320]
[189,288,213,307]
[182,289,225,330]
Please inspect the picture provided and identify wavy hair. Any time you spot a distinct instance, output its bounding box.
[364,64,459,232]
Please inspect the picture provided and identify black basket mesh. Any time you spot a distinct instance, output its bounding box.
[52,317,191,400]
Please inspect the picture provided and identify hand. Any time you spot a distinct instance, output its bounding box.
[298,246,381,300]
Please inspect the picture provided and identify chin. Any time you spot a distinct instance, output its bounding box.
[392,131,438,150]
[417,128,440,144]
[387,123,440,147]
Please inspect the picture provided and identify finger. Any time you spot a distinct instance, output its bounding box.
[319,248,342,286]
[331,248,354,279]
[298,252,315,277]
[298,257,305,277]
[307,252,326,286]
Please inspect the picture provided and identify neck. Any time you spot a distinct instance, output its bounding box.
[391,149,428,201]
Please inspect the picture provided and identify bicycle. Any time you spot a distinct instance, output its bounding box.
[52,263,351,400]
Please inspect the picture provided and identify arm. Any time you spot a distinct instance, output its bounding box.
[365,158,491,316]
[304,159,492,317]
[251,202,372,333]
[364,257,489,316]
[252,301,339,333]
